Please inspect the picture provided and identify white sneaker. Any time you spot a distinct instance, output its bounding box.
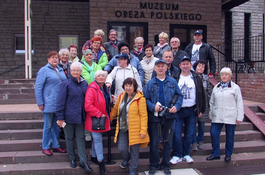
[183,155,194,163]
[169,156,182,164]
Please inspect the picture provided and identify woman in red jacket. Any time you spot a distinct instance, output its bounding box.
[84,70,115,175]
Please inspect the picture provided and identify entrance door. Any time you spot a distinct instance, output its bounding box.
[170,24,207,50]
[107,22,148,50]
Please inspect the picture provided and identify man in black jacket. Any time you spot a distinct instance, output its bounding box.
[170,55,206,165]
[185,30,216,75]
[170,37,188,69]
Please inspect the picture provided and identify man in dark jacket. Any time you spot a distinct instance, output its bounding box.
[170,37,188,69]
[145,59,183,175]
[104,29,120,60]
[170,55,206,165]
[185,30,216,75]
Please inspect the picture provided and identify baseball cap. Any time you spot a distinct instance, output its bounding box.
[180,55,191,62]
[115,53,129,60]
[194,30,202,35]
[155,59,167,65]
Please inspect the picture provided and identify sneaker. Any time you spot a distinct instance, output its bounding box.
[85,134,92,141]
[183,155,194,163]
[129,171,138,175]
[120,159,129,169]
[198,142,203,150]
[162,169,172,175]
[191,143,198,151]
[148,168,157,175]
[169,156,182,164]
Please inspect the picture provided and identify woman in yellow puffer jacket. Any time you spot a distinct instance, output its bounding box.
[110,77,149,175]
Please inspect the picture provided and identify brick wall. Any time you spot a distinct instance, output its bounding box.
[215,73,265,103]
[0,1,90,79]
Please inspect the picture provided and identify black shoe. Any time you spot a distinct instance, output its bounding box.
[206,155,220,161]
[91,156,99,165]
[225,156,231,162]
[79,162,93,173]
[162,168,172,175]
[99,161,106,175]
[70,160,76,168]
[149,167,158,175]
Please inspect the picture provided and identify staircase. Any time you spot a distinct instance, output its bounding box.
[0,79,265,174]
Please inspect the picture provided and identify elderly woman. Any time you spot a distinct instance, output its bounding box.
[68,44,79,63]
[81,49,102,85]
[35,51,67,156]
[56,62,92,173]
[105,53,142,98]
[206,67,244,162]
[81,37,108,69]
[58,48,71,78]
[153,32,171,59]
[85,70,114,175]
[110,78,150,175]
[191,60,212,151]
[140,44,159,87]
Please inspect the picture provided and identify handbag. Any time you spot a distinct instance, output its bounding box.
[92,116,106,130]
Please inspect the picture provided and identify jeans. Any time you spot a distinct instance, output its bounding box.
[64,123,87,163]
[210,123,236,157]
[192,120,205,143]
[42,113,60,149]
[117,131,140,173]
[91,132,104,162]
[172,107,196,158]
[149,118,175,170]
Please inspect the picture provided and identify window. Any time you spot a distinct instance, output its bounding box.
[107,22,148,50]
[59,35,78,49]
[15,34,34,54]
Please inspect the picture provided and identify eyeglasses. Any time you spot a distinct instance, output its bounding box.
[121,48,129,51]
[71,70,81,72]
[110,34,117,36]
[171,41,178,43]
[136,42,143,45]
[97,74,106,77]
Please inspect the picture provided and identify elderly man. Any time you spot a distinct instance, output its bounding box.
[152,50,179,78]
[130,37,145,61]
[170,37,188,68]
[104,29,121,60]
[145,59,183,175]
[185,30,216,75]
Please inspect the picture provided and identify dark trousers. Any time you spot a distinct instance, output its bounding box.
[210,123,236,157]
[149,118,175,170]
[172,107,196,158]
[64,123,87,163]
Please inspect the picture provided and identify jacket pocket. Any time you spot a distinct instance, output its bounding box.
[225,106,236,118]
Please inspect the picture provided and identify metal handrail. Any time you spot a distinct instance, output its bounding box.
[0,64,25,76]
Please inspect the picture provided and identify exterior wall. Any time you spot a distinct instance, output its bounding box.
[0,0,90,79]
[89,0,222,46]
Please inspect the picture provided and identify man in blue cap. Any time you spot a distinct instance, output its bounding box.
[145,59,183,175]
[184,30,216,76]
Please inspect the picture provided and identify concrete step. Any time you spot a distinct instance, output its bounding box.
[1,140,265,165]
[0,84,34,89]
[0,120,43,130]
[0,88,34,94]
[1,151,265,175]
[0,99,37,104]
[6,94,35,99]
[0,112,42,120]
[203,122,253,132]
[0,129,43,140]
[7,79,36,84]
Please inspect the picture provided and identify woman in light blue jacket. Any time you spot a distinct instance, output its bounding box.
[35,51,67,156]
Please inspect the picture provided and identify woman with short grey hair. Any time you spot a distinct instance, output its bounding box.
[206,67,244,162]
[58,48,71,78]
[56,61,92,173]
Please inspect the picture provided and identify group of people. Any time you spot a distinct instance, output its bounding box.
[34,29,244,175]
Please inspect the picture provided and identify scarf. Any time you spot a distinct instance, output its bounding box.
[143,55,153,64]
[134,47,143,56]
[84,61,95,83]
[220,81,230,89]
[155,43,168,52]
[119,92,136,132]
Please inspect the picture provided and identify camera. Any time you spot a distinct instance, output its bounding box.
[158,94,179,117]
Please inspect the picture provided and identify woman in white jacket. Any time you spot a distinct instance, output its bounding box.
[106,53,142,98]
[206,67,244,162]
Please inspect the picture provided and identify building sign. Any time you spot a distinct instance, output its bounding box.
[115,2,202,20]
